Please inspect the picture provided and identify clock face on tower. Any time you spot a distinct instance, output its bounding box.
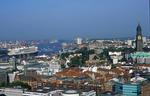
[138,36,141,40]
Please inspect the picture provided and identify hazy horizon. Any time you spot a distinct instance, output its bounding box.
[0,0,149,40]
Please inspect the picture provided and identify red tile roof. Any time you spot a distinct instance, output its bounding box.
[55,68,85,77]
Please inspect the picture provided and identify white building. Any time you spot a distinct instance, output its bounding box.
[62,90,79,96]
[0,88,96,96]
[109,52,123,64]
[127,40,133,46]
[22,90,62,96]
[36,60,61,76]
[81,90,96,96]
[0,88,23,96]
[8,72,19,83]
[143,37,146,43]
[48,59,61,75]
[76,37,82,45]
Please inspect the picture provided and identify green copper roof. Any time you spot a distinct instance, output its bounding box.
[131,52,150,58]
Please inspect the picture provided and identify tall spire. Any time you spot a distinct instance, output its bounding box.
[136,23,143,52]
[136,23,142,35]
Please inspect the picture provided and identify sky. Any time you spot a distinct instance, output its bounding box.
[0,0,149,40]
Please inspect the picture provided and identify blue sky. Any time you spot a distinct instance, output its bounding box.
[0,0,149,40]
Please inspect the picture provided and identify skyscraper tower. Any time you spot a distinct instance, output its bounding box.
[136,24,143,51]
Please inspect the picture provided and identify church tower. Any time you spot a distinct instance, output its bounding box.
[136,24,143,51]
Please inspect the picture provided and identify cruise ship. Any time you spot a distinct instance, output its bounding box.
[8,46,38,56]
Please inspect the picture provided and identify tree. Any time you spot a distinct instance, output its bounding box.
[60,47,95,67]
[70,56,82,67]
[0,82,6,87]
[60,53,70,60]
[61,64,66,69]
[11,81,31,90]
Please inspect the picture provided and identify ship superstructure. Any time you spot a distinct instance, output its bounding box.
[8,46,38,59]
[8,46,38,56]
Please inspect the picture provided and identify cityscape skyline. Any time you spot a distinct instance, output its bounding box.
[0,1,150,96]
[0,0,149,40]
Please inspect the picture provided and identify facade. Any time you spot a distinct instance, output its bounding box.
[127,40,133,46]
[15,70,40,90]
[113,82,141,96]
[131,52,150,64]
[48,59,61,75]
[109,52,123,64]
[0,48,9,63]
[0,88,96,96]
[36,59,61,76]
[113,82,122,94]
[0,69,8,85]
[122,84,141,96]
[0,88,23,96]
[9,56,17,71]
[141,83,150,96]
